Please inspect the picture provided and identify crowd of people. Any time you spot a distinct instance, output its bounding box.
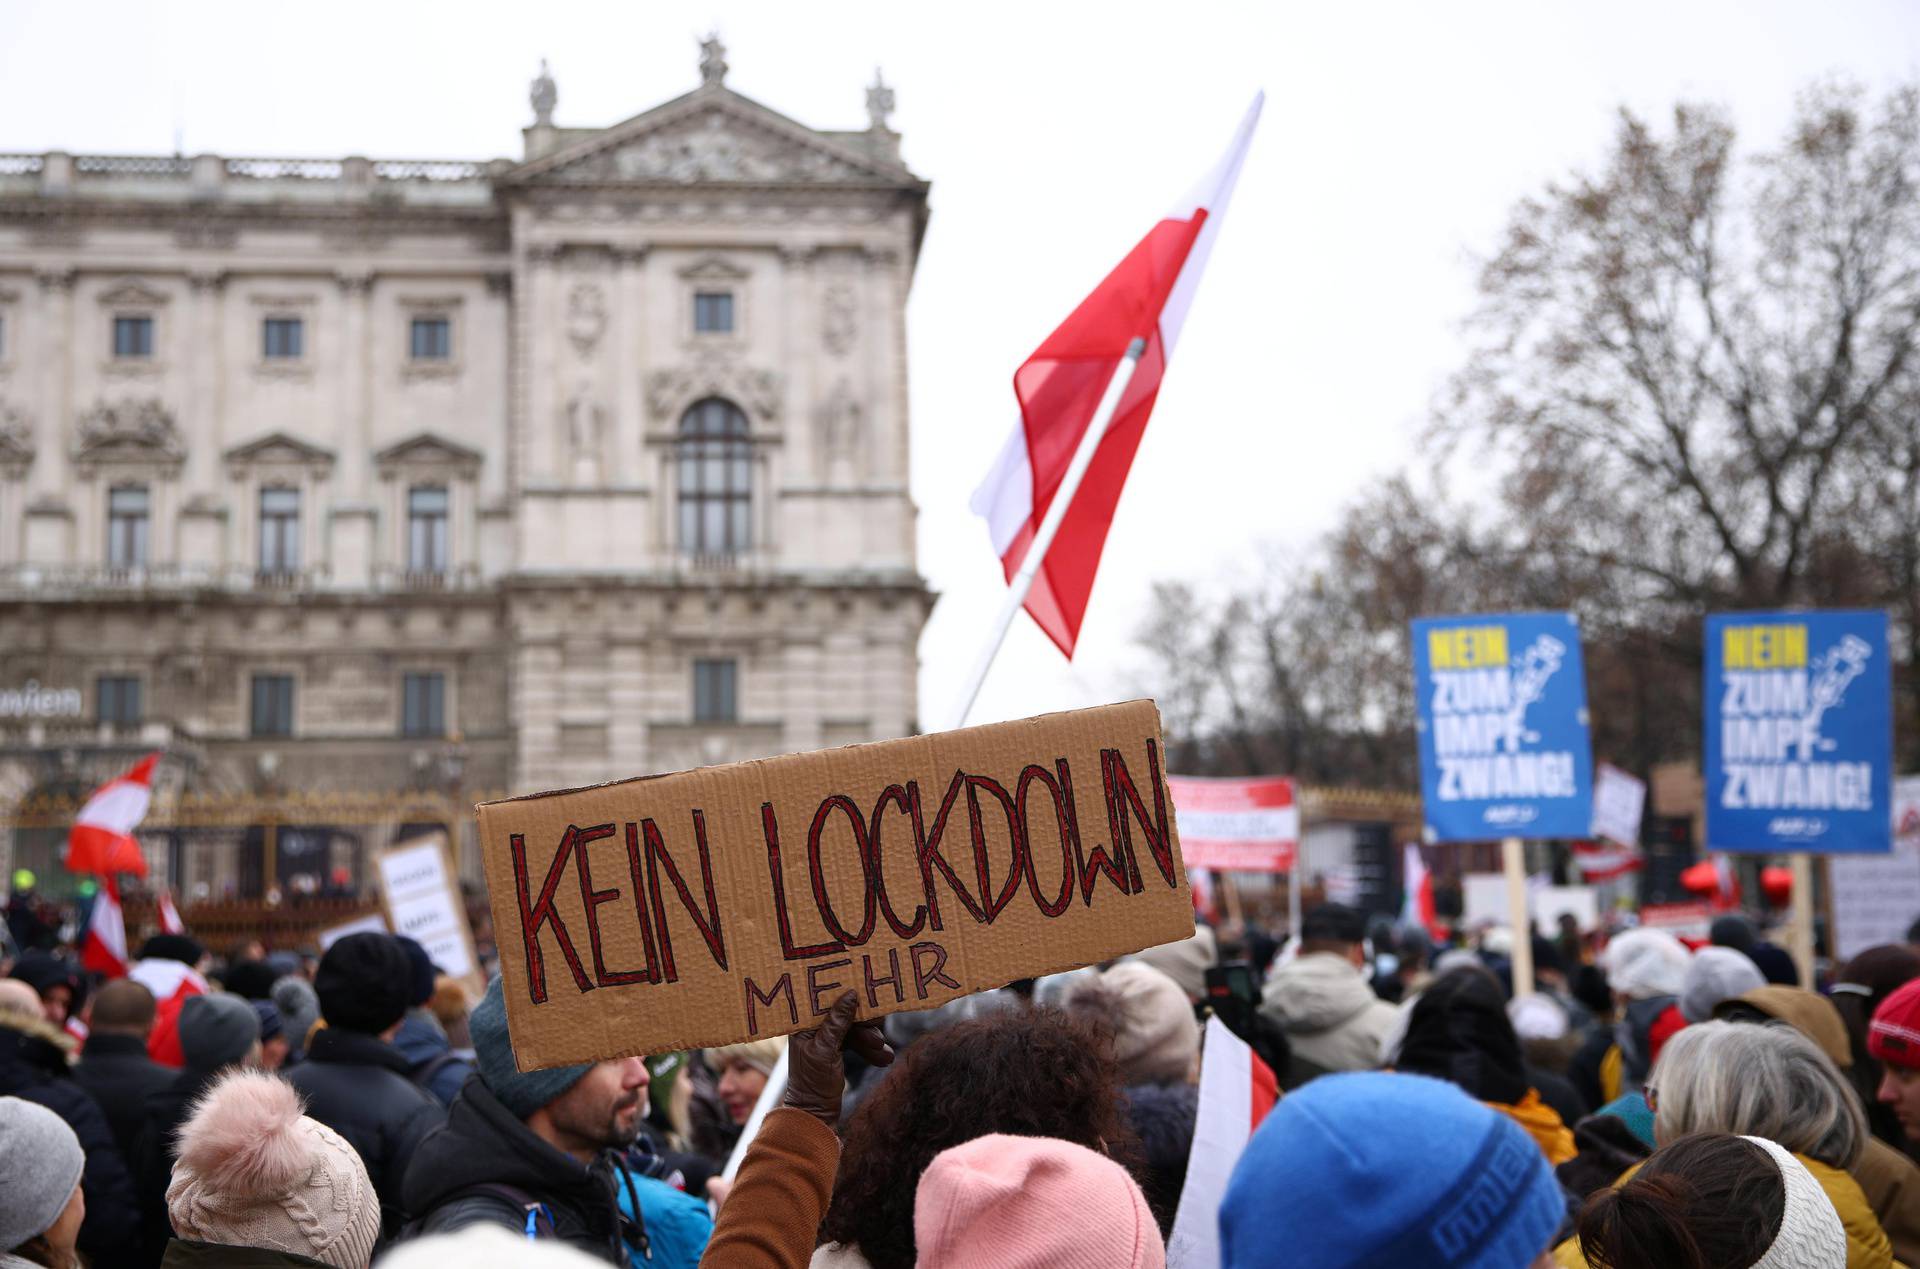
[7,896,1920,1267]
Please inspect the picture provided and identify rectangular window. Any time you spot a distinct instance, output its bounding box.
[693,291,734,334]
[112,315,154,359]
[693,659,737,724]
[107,485,149,569]
[258,487,300,574]
[96,676,142,726]
[409,317,451,361]
[262,317,304,360]
[407,485,449,574]
[250,674,294,737]
[401,672,446,737]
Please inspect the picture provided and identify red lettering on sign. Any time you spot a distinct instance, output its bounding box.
[763,803,844,959]
[1107,740,1178,889]
[622,823,663,984]
[808,795,878,947]
[869,785,928,939]
[743,972,797,1036]
[862,946,905,1007]
[510,827,593,1004]
[642,813,729,983]
[911,940,962,996]
[573,822,649,988]
[1072,756,1132,905]
[965,774,1027,922]
[1016,764,1076,918]
[807,957,854,1016]
[912,773,988,930]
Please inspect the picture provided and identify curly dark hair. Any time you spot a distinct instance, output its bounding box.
[819,1004,1140,1269]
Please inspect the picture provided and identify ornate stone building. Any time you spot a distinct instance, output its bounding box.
[0,41,933,901]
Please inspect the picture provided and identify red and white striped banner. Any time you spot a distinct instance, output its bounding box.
[1167,775,1299,873]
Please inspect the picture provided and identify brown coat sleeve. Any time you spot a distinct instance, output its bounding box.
[699,1107,842,1269]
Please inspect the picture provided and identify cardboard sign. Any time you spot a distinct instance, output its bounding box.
[1412,612,1594,842]
[1166,775,1298,872]
[1590,763,1647,849]
[477,700,1192,1070]
[1829,775,1920,961]
[1705,610,1893,854]
[377,833,484,998]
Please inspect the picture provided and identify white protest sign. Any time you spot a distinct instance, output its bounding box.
[1590,763,1647,849]
[1166,1016,1279,1269]
[377,833,482,994]
[1830,776,1920,963]
[317,912,388,950]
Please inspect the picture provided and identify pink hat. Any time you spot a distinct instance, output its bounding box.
[914,1134,1165,1269]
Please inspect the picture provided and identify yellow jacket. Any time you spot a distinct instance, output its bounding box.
[1553,1152,1901,1269]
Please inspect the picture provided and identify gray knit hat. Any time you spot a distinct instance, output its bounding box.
[471,975,592,1118]
[0,1096,85,1249]
[180,992,261,1070]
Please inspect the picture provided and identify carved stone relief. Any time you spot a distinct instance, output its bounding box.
[565,384,605,482]
[0,400,34,476]
[550,110,875,186]
[817,379,863,482]
[822,283,856,356]
[74,398,184,464]
[645,352,783,422]
[566,284,607,358]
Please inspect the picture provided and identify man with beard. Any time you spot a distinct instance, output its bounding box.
[401,975,656,1263]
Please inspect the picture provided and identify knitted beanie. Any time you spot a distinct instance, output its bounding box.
[166,1069,380,1269]
[470,975,593,1118]
[0,1096,85,1250]
[1679,946,1765,1023]
[1066,961,1200,1086]
[1744,1135,1846,1269]
[314,933,413,1035]
[1220,1071,1563,1269]
[1870,977,1920,1070]
[914,1134,1164,1269]
[179,992,262,1070]
[1126,924,1217,1001]
[1602,928,1691,1001]
[706,1035,786,1078]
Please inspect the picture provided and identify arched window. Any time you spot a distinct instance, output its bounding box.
[677,397,751,555]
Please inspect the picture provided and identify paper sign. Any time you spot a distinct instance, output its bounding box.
[1166,776,1298,872]
[477,700,1193,1070]
[1166,1016,1279,1269]
[1705,610,1893,854]
[1829,776,1920,961]
[317,912,388,950]
[1591,764,1647,849]
[377,834,483,996]
[1412,612,1594,841]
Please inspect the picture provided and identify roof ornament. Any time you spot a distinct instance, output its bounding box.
[699,32,729,88]
[530,58,557,126]
[866,68,895,132]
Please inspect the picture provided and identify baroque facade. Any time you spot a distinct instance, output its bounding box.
[0,42,933,899]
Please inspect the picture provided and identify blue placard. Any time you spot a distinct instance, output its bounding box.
[1704,610,1892,854]
[1411,612,1594,842]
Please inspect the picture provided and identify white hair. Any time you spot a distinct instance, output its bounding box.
[1649,1020,1866,1169]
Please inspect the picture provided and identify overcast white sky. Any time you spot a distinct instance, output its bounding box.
[3,1,1918,733]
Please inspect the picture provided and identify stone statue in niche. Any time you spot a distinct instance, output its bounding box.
[822,283,856,356]
[566,384,604,483]
[817,378,863,483]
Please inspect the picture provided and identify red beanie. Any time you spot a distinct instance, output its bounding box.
[1869,978,1920,1070]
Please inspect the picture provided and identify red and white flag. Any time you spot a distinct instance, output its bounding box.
[79,875,129,978]
[156,888,186,935]
[64,752,158,877]
[972,95,1263,657]
[1402,842,1443,941]
[1166,1016,1279,1267]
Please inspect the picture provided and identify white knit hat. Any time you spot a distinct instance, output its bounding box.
[166,1069,380,1269]
[1743,1135,1847,1269]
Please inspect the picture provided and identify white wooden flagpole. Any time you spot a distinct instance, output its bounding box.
[947,336,1150,731]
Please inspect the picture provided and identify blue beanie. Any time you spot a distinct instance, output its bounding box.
[470,975,593,1118]
[1219,1072,1563,1269]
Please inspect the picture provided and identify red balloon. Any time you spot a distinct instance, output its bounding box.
[1760,866,1792,907]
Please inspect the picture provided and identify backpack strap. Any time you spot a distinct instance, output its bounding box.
[441,1182,558,1241]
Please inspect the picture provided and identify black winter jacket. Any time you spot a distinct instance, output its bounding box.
[0,1010,143,1265]
[284,1026,443,1242]
[75,1030,175,1160]
[159,1239,332,1268]
[401,1076,635,1264]
[136,1064,228,1268]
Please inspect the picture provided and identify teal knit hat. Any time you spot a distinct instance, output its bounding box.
[470,975,593,1118]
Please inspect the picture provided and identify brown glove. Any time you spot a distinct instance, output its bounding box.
[782,990,894,1128]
